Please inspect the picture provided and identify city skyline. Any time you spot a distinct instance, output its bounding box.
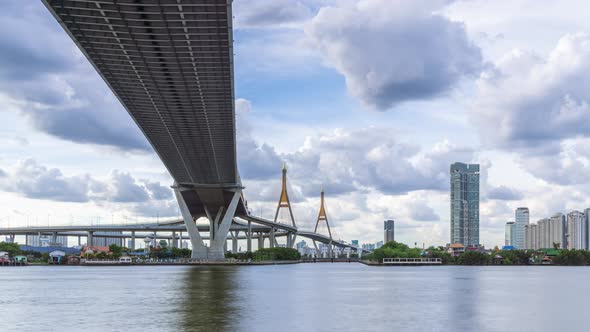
[1,1,590,248]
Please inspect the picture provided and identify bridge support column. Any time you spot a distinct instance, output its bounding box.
[9,234,15,243]
[247,221,252,252]
[131,231,136,250]
[175,186,241,261]
[172,231,177,248]
[78,236,81,246]
[287,232,297,248]
[258,233,264,250]
[87,231,94,246]
[270,228,275,248]
[232,231,239,253]
[179,232,183,249]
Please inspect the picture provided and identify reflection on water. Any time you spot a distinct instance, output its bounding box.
[448,269,481,331]
[180,267,242,331]
[3,265,590,331]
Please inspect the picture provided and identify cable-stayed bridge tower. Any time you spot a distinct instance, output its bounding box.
[313,187,334,258]
[272,163,297,248]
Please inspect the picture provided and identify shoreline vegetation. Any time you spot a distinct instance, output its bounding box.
[6,240,590,266]
[0,241,302,265]
[364,241,590,266]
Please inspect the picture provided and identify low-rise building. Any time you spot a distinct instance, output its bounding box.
[49,251,66,264]
[446,243,465,257]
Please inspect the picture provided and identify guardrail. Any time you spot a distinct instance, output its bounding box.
[382,258,442,265]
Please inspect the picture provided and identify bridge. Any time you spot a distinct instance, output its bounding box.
[26,0,368,260]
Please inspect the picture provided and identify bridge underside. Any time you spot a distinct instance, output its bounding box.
[43,0,244,260]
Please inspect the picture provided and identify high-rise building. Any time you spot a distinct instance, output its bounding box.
[505,222,515,246]
[567,211,586,250]
[26,234,68,247]
[91,232,123,247]
[514,207,529,249]
[549,213,566,249]
[384,219,395,243]
[450,162,480,246]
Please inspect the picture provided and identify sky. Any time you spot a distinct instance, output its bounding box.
[1,0,590,248]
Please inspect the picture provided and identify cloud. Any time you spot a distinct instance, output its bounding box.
[108,171,150,203]
[473,33,590,185]
[474,33,590,150]
[234,0,313,29]
[0,159,177,215]
[0,2,150,152]
[407,200,441,221]
[487,186,523,201]
[236,100,475,197]
[143,180,173,201]
[2,159,97,202]
[306,0,483,109]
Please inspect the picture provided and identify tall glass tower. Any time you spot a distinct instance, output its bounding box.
[514,207,529,249]
[450,162,480,246]
[384,220,395,243]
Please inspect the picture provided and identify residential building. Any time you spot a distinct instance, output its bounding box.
[26,234,68,247]
[91,232,123,247]
[567,211,586,250]
[505,222,515,246]
[446,243,465,257]
[549,213,566,249]
[537,218,550,249]
[525,223,539,250]
[514,207,529,249]
[450,162,480,246]
[384,219,395,243]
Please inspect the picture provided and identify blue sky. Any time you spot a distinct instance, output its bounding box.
[2,0,590,248]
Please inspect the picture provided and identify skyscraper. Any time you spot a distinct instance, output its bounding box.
[450,162,480,246]
[505,222,515,246]
[514,207,529,249]
[384,219,395,243]
[567,211,586,250]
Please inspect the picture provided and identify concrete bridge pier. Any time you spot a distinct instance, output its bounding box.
[8,234,15,243]
[258,233,264,250]
[87,231,94,246]
[172,231,177,248]
[175,186,241,261]
[232,231,239,253]
[247,221,252,252]
[270,228,275,248]
[131,231,136,250]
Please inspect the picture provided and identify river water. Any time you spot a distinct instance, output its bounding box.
[0,264,587,331]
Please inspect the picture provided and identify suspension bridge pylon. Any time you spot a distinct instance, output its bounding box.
[313,186,334,258]
[273,162,297,248]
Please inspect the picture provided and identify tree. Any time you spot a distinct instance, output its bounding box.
[369,241,422,262]
[109,244,123,259]
[456,251,490,265]
[553,249,587,265]
[254,248,300,261]
[0,242,20,256]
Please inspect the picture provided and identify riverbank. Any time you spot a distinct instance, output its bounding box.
[20,260,301,267]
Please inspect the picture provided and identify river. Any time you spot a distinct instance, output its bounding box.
[0,264,587,331]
